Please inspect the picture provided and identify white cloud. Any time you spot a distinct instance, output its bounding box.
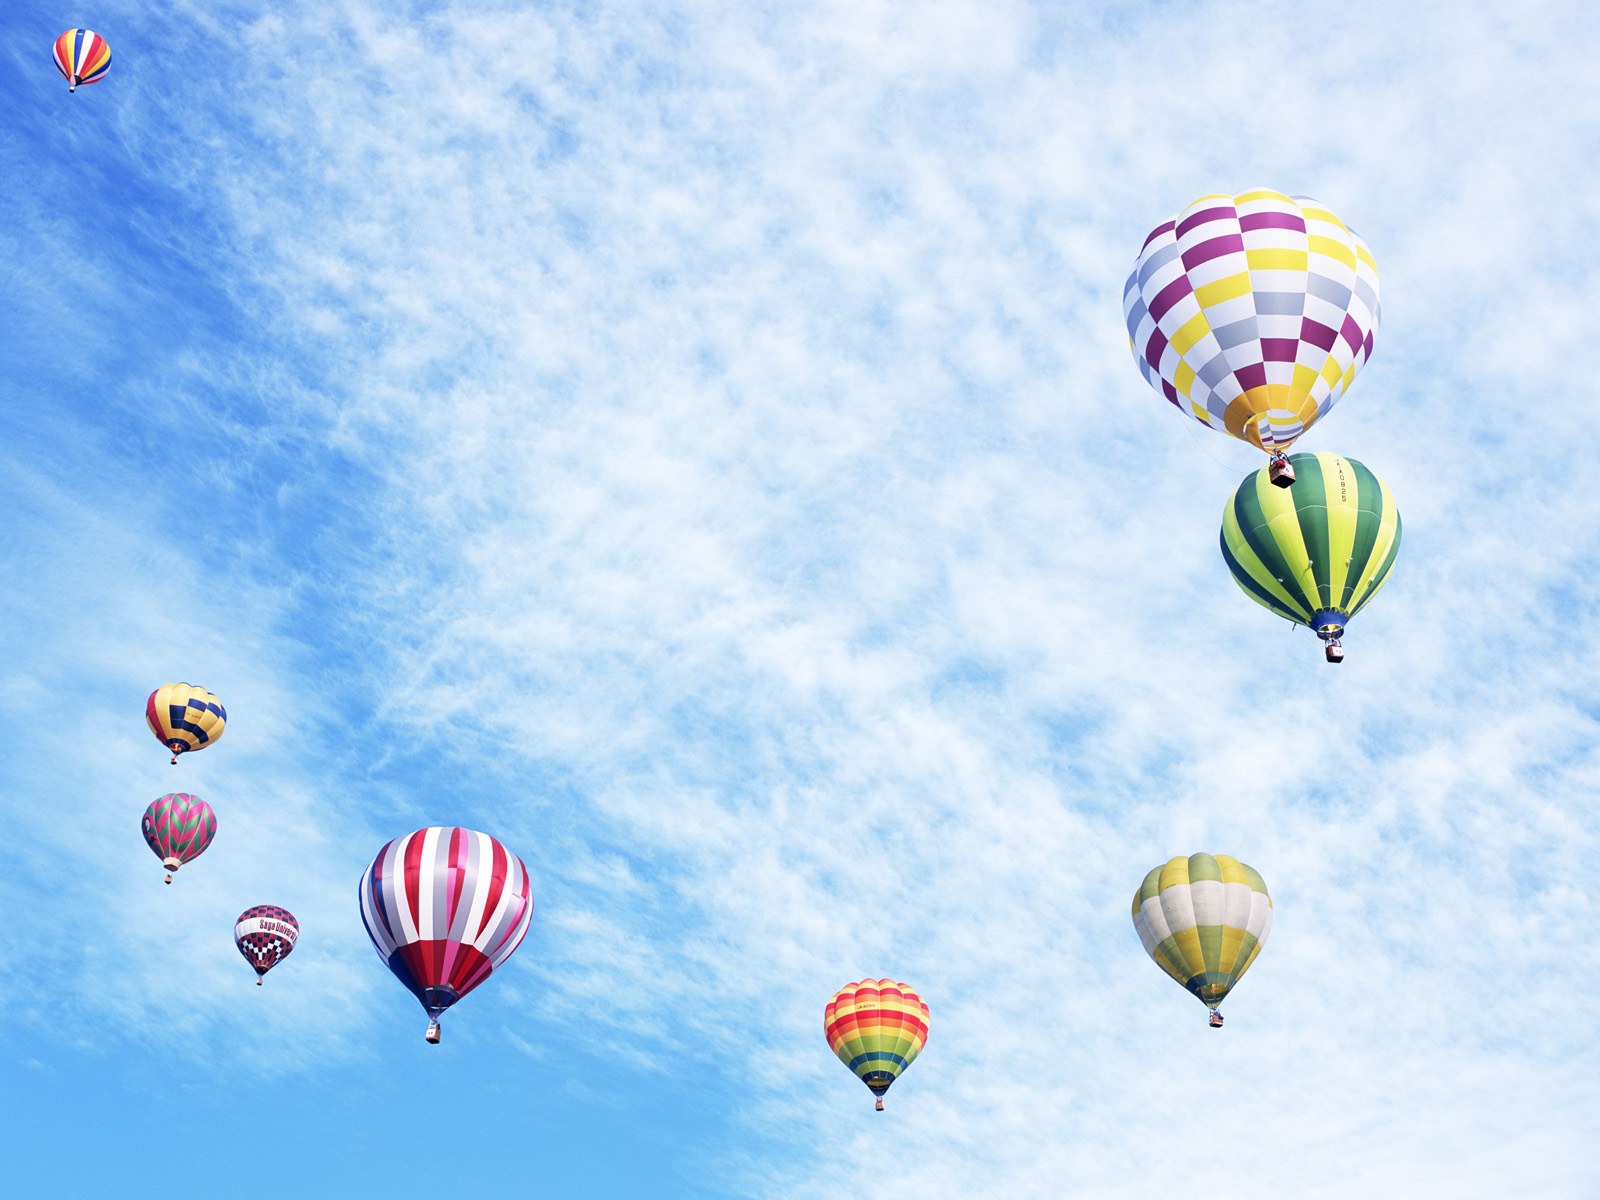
[5,0,1599,1195]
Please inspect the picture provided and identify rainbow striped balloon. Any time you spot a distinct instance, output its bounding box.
[54,29,112,93]
[359,827,534,1043]
[825,979,929,1111]
[141,793,217,884]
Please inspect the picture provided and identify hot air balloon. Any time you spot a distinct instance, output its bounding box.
[235,906,299,985]
[825,979,929,1111]
[1132,853,1272,1028]
[1124,189,1379,487]
[141,793,217,884]
[146,683,227,764]
[53,29,112,92]
[1221,451,1401,662]
[359,827,533,1044]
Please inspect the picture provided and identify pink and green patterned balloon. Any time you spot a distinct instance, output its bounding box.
[141,793,217,884]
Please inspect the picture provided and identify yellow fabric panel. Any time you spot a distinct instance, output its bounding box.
[1349,478,1401,603]
[1356,243,1378,272]
[1171,925,1204,976]
[1236,187,1291,205]
[1300,204,1347,233]
[1245,248,1308,271]
[1321,454,1359,603]
[1308,235,1357,268]
[1218,924,1246,972]
[1172,359,1199,401]
[1193,272,1252,310]
[1222,506,1306,617]
[1168,311,1212,356]
[1215,855,1249,886]
[1157,856,1191,891]
[1151,945,1190,986]
[1320,355,1345,387]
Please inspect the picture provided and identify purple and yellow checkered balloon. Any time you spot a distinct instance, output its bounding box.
[1123,189,1380,455]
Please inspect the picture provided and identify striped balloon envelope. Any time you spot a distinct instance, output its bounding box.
[359,827,534,1043]
[141,793,217,884]
[1124,189,1379,456]
[1220,451,1401,659]
[54,29,112,92]
[235,905,299,985]
[825,979,929,1111]
[146,683,227,764]
[1131,853,1272,1027]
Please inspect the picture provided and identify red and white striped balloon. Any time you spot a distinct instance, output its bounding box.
[358,827,533,1043]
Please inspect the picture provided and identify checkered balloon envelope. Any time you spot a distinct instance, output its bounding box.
[1124,189,1380,457]
[235,905,299,983]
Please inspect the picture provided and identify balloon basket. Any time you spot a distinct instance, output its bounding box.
[425,1021,441,1045]
[164,874,173,885]
[256,978,264,986]
[875,1098,884,1112]
[1268,456,1295,488]
[1323,641,1344,664]
[1209,1011,1224,1029]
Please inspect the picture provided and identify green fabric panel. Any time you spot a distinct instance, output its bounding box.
[1232,475,1307,616]
[1351,515,1402,616]
[1138,865,1165,907]
[1221,529,1309,623]
[1186,853,1223,884]
[1292,456,1332,608]
[1240,862,1269,898]
[1345,507,1382,608]
[1196,923,1225,972]
[1343,456,1385,605]
[1154,936,1196,984]
[1228,931,1260,983]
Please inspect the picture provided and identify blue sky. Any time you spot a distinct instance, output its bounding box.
[3,2,1598,1196]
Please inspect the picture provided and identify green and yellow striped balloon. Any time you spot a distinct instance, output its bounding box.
[1132,853,1272,1021]
[1220,451,1400,646]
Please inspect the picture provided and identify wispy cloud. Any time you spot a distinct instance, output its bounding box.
[3,0,1598,1195]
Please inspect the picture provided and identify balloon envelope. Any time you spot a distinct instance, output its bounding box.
[54,29,111,90]
[1124,189,1379,453]
[141,793,217,880]
[359,827,533,1040]
[1220,451,1401,641]
[1132,853,1272,1013]
[236,905,299,982]
[825,979,929,1109]
[146,683,227,762]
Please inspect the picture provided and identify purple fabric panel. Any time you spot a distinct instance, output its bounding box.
[1161,379,1180,406]
[1239,211,1306,233]
[1180,233,1246,271]
[1261,338,1299,362]
[1148,275,1193,322]
[1299,319,1338,351]
[1143,328,1169,370]
[1176,205,1237,239]
[1142,219,1176,251]
[1235,362,1268,391]
[1339,314,1364,351]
